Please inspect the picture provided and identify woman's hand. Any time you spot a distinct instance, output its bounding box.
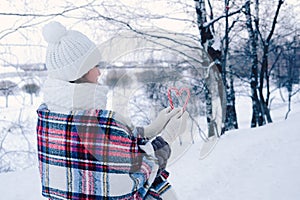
[143,107,182,138]
[161,110,189,144]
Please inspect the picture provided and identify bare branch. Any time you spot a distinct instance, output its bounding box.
[266,0,284,43]
[203,3,246,28]
[0,3,92,17]
[0,2,95,40]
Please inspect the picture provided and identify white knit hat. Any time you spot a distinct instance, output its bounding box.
[42,21,101,81]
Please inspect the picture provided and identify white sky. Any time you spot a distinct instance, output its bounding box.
[0,0,299,67]
[0,0,196,65]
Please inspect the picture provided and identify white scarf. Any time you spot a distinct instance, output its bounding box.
[42,78,132,126]
[42,78,108,114]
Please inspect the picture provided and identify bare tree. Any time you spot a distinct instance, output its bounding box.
[244,0,264,127]
[194,0,247,135]
[277,36,300,119]
[21,83,40,105]
[257,0,284,124]
[243,0,285,127]
[0,80,18,107]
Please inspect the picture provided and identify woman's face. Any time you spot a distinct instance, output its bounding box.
[83,66,101,83]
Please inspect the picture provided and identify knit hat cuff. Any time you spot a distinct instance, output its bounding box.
[47,45,101,81]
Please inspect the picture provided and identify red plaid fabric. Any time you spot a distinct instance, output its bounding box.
[36,104,170,200]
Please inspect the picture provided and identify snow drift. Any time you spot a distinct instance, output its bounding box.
[0,112,300,200]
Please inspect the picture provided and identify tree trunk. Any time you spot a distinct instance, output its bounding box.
[244,0,264,127]
[222,0,238,131]
[257,0,283,124]
[228,65,238,129]
[285,88,292,120]
[285,44,297,119]
[195,0,225,137]
[259,45,273,123]
[5,94,8,108]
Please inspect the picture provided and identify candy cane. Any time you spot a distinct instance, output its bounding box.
[167,87,191,111]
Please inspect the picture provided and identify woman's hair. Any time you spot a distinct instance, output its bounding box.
[69,78,87,84]
[69,77,88,84]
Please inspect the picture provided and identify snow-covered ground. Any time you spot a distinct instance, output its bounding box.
[169,111,300,200]
[0,98,300,199]
[0,81,300,199]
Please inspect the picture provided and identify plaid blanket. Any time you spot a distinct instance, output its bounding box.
[36,104,170,200]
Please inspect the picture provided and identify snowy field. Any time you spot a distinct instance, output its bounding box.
[169,110,300,200]
[0,84,300,199]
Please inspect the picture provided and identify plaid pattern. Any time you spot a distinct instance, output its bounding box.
[36,104,170,200]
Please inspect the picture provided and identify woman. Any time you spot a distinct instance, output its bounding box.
[37,21,188,200]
